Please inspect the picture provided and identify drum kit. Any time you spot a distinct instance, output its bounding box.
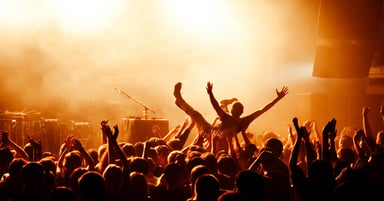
[0,110,96,153]
[0,89,166,152]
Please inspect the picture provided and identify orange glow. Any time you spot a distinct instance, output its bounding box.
[0,0,45,27]
[0,0,324,147]
[163,0,238,40]
[48,0,120,34]
[0,0,20,25]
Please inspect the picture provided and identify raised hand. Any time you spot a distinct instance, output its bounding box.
[293,117,298,126]
[112,124,119,141]
[292,117,301,135]
[71,136,95,170]
[27,136,42,160]
[312,121,317,131]
[27,136,41,149]
[323,118,336,135]
[65,135,74,151]
[329,125,337,141]
[206,81,213,94]
[362,107,370,117]
[276,86,289,99]
[303,120,314,132]
[101,120,113,137]
[101,119,109,127]
[71,137,84,151]
[301,126,311,142]
[354,129,365,141]
[174,82,182,99]
[288,125,293,138]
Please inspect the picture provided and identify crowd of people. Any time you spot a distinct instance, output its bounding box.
[1,81,384,201]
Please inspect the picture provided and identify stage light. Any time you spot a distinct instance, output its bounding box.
[49,0,119,34]
[0,0,18,25]
[0,0,43,27]
[163,0,235,39]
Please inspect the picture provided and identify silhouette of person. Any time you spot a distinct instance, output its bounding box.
[174,82,288,154]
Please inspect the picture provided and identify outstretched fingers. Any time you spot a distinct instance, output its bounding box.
[281,86,289,94]
[276,86,289,98]
[206,81,213,94]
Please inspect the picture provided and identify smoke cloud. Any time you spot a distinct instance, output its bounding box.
[0,0,321,140]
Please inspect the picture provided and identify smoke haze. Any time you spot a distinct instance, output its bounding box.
[0,0,323,139]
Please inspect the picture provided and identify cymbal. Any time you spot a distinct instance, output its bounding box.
[1,110,28,116]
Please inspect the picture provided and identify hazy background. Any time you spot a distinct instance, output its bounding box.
[1,0,380,147]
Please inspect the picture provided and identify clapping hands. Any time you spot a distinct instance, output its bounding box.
[64,135,84,151]
[323,118,337,140]
[100,120,119,143]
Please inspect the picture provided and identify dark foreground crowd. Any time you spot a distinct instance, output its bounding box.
[1,82,384,201]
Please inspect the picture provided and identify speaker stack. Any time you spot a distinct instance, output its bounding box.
[120,117,169,143]
[313,0,384,78]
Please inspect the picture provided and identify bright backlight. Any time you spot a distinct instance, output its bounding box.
[49,0,119,34]
[164,0,234,39]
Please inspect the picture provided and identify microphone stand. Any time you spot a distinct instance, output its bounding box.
[115,88,156,120]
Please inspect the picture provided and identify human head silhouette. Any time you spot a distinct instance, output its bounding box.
[264,138,283,158]
[50,186,75,201]
[103,164,123,192]
[194,174,220,201]
[78,171,105,201]
[129,171,148,199]
[236,170,266,201]
[231,102,244,118]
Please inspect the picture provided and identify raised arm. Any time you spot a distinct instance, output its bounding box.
[311,121,322,149]
[290,118,311,197]
[361,106,378,153]
[101,120,116,164]
[290,117,303,169]
[26,136,42,161]
[109,125,129,169]
[322,119,336,162]
[162,125,182,142]
[1,131,28,160]
[362,107,373,140]
[244,86,289,123]
[57,136,73,173]
[284,125,295,150]
[206,81,227,118]
[301,123,317,166]
[71,136,96,171]
[352,129,370,168]
[174,116,195,147]
[327,122,338,163]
